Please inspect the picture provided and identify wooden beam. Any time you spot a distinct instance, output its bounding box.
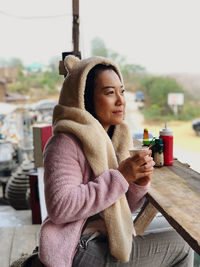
[147,193,200,255]
[134,200,158,235]
[147,162,200,255]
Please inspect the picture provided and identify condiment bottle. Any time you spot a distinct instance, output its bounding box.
[159,122,173,166]
[153,138,164,167]
[143,128,150,146]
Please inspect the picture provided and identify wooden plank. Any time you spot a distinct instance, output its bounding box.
[0,227,15,267]
[149,164,200,255]
[147,193,200,255]
[10,225,40,265]
[134,200,158,235]
[170,160,200,194]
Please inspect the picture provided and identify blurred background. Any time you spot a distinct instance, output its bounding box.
[0,0,200,173]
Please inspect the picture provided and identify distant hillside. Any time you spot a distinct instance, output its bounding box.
[167,73,200,100]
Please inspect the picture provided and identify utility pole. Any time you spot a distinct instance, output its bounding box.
[59,0,81,76]
[72,0,81,58]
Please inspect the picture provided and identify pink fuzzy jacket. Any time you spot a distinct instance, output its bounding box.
[39,133,149,267]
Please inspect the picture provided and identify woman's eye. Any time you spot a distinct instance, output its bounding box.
[121,89,125,94]
[106,90,114,95]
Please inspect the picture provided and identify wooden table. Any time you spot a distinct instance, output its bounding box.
[134,159,200,255]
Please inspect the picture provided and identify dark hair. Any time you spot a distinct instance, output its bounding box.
[84,64,118,118]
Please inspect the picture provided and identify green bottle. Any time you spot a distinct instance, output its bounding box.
[153,138,164,167]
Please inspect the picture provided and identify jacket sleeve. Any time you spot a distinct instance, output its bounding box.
[43,133,129,224]
[126,182,150,213]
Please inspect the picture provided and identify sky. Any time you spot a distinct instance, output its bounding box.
[1,0,200,74]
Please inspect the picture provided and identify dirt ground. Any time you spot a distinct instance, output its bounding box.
[142,120,200,153]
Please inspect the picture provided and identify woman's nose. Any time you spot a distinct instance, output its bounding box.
[116,94,125,105]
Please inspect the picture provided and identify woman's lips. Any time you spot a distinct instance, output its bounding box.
[113,110,123,115]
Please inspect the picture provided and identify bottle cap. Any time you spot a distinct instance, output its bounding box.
[155,138,163,145]
[159,122,173,136]
[154,138,164,153]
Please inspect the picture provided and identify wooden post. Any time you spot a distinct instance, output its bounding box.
[134,200,158,235]
[72,0,80,56]
[59,0,81,76]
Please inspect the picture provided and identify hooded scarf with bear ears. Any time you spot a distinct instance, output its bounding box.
[53,55,133,262]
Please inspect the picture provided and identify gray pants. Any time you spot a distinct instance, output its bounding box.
[72,230,194,267]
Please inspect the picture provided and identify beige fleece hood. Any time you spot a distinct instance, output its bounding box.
[58,55,123,109]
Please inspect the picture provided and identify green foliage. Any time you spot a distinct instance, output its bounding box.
[139,75,200,121]
[121,64,146,80]
[39,71,59,89]
[139,76,184,118]
[140,76,183,107]
[8,57,23,68]
[6,56,63,95]
[177,102,200,120]
[8,81,27,93]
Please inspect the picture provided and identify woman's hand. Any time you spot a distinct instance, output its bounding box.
[117,150,155,185]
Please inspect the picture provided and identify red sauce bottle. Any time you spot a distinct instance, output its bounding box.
[159,122,173,166]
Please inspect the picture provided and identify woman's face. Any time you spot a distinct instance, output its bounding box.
[93,69,126,131]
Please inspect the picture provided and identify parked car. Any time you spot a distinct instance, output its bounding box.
[192,118,200,136]
[135,91,145,102]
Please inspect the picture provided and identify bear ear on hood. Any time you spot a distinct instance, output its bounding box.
[64,55,80,73]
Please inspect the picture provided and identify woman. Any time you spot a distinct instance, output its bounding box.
[39,55,193,267]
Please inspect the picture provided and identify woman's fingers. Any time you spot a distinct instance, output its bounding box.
[132,155,155,183]
[138,160,155,172]
[131,150,151,161]
[135,170,153,179]
[131,154,155,168]
[118,151,155,184]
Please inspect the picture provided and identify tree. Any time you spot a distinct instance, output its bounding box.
[8,57,23,68]
[90,37,146,81]
[139,76,184,117]
[91,37,108,58]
